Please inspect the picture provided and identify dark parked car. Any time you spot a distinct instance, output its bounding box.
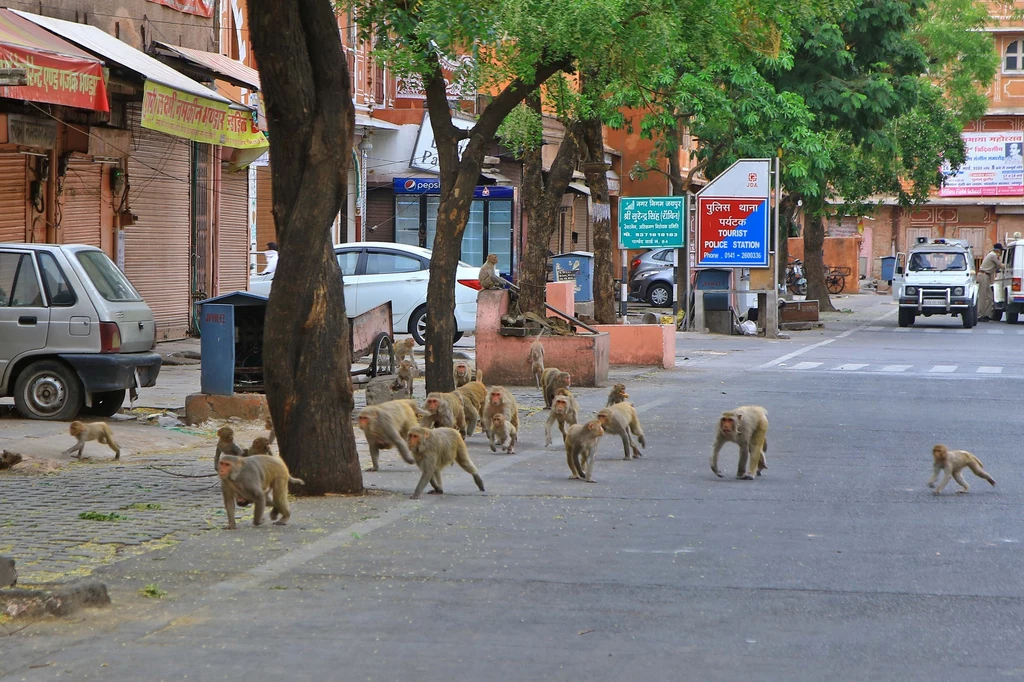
[628,249,675,307]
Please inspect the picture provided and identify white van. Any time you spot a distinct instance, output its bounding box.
[992,238,1024,323]
[892,238,978,328]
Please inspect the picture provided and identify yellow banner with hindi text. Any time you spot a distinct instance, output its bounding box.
[141,80,267,150]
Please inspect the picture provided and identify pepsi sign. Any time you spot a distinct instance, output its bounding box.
[393,178,514,199]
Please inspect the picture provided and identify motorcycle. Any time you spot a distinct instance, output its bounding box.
[786,259,807,295]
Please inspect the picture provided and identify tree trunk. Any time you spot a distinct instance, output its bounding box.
[803,214,836,312]
[421,55,571,393]
[580,116,616,323]
[778,194,800,292]
[520,101,580,316]
[248,0,362,494]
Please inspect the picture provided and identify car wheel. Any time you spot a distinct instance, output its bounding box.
[897,308,915,328]
[647,283,672,307]
[13,360,83,421]
[1006,307,1019,324]
[409,305,462,346]
[81,390,126,417]
[962,303,976,329]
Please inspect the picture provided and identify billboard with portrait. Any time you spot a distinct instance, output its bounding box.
[940,131,1024,197]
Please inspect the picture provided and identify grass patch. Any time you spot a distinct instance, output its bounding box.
[139,584,167,599]
[78,511,129,522]
[122,503,162,511]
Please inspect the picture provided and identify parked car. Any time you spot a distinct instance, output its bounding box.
[249,242,480,345]
[992,237,1024,323]
[629,248,674,280]
[0,244,161,420]
[892,237,977,328]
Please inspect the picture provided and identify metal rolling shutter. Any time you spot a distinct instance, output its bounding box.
[125,104,191,340]
[574,195,592,251]
[60,158,102,247]
[255,164,274,267]
[365,184,394,242]
[218,165,249,294]
[0,153,27,243]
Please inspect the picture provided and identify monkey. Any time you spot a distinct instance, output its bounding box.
[419,391,468,436]
[462,400,481,438]
[481,386,519,439]
[213,425,245,471]
[393,359,419,398]
[357,399,423,471]
[218,454,304,530]
[478,253,503,290]
[606,383,629,407]
[406,427,485,499]
[264,415,276,446]
[63,421,121,460]
[527,339,545,388]
[456,381,487,435]
[540,367,572,408]
[453,360,474,387]
[711,405,768,480]
[544,388,579,447]
[929,444,996,494]
[246,436,275,457]
[489,413,518,454]
[564,419,604,482]
[596,403,647,461]
[393,337,417,368]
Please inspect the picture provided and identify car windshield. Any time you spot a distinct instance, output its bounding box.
[909,252,966,272]
[76,250,143,302]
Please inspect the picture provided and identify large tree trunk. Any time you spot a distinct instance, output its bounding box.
[580,116,615,324]
[421,56,571,393]
[249,0,362,494]
[803,214,836,312]
[520,101,580,316]
[777,194,800,293]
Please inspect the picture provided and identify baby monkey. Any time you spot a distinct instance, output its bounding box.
[929,444,996,494]
[606,383,629,407]
[63,421,121,460]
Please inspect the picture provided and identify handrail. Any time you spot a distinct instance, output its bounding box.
[502,279,601,335]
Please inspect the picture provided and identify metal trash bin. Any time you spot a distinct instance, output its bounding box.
[551,251,594,302]
[880,255,897,282]
[694,268,731,311]
[197,291,268,396]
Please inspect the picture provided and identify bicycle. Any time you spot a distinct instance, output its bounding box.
[824,265,851,295]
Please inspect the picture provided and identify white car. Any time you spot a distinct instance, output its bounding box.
[993,238,1024,323]
[249,242,481,345]
[892,238,978,328]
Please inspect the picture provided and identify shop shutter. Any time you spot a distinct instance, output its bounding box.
[125,104,192,340]
[218,165,250,294]
[574,195,591,251]
[0,153,27,243]
[60,158,103,248]
[365,184,394,242]
[255,164,274,268]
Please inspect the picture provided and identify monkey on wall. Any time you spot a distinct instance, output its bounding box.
[406,427,486,499]
[545,388,579,447]
[218,454,304,530]
[929,445,996,494]
[606,384,629,407]
[711,406,768,480]
[357,400,423,471]
[527,340,545,388]
[63,421,121,460]
[478,254,504,290]
[540,368,571,408]
[564,419,604,482]
[489,413,518,454]
[596,403,646,460]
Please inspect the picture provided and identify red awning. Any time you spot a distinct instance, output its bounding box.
[0,8,108,112]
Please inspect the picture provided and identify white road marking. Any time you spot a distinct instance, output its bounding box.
[790,362,823,370]
[929,365,957,373]
[986,329,1005,334]
[758,307,898,368]
[834,363,868,371]
[924,329,941,333]
[878,365,912,372]
[977,366,1003,374]
[954,329,973,334]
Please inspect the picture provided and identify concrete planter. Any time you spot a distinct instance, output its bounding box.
[590,324,675,369]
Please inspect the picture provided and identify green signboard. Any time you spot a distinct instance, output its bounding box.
[618,196,686,249]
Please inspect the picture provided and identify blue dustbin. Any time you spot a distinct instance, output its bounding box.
[880,256,897,282]
[694,268,731,311]
[196,291,268,396]
[551,251,594,302]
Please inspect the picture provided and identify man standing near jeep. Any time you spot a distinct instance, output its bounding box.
[978,243,1004,321]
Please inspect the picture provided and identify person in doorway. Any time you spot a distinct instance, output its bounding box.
[977,243,1004,321]
[261,241,279,275]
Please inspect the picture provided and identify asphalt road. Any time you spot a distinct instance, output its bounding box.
[6,299,1024,681]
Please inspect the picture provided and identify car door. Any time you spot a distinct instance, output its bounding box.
[891,252,906,301]
[994,245,1013,307]
[0,250,50,382]
[334,248,363,315]
[356,248,428,325]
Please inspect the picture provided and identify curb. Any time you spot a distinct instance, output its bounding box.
[0,580,110,618]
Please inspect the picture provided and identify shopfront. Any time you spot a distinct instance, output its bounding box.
[393,177,515,272]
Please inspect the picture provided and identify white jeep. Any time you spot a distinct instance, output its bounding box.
[892,238,978,328]
[992,238,1024,323]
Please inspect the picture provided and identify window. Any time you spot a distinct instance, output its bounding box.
[394,197,420,247]
[1006,39,1024,72]
[910,252,966,271]
[336,250,360,276]
[76,250,142,302]
[462,201,485,266]
[38,252,76,306]
[364,251,423,275]
[486,199,513,272]
[0,252,43,307]
[653,249,673,262]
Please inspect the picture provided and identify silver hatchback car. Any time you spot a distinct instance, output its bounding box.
[0,244,161,420]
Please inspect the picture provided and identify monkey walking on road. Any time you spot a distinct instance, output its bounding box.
[63,421,121,460]
[564,419,604,482]
[929,445,996,494]
[406,427,485,499]
[218,454,303,530]
[711,406,768,480]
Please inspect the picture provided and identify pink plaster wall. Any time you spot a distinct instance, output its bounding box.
[591,324,675,369]
[475,290,609,387]
[545,281,575,318]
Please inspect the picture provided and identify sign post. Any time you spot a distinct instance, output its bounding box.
[618,196,687,318]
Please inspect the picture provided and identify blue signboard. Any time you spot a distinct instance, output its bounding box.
[393,177,514,199]
[695,159,772,268]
